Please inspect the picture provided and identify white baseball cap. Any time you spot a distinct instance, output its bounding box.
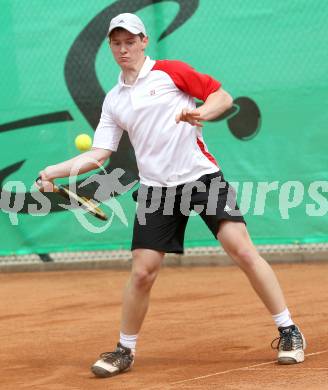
[108,13,147,37]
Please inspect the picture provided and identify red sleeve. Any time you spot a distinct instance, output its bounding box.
[152,60,221,101]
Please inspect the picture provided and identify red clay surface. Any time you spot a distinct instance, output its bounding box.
[0,262,327,389]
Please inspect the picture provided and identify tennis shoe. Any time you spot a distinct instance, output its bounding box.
[91,342,135,378]
[271,324,306,364]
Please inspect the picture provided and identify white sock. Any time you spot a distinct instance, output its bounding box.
[272,308,294,328]
[119,332,138,352]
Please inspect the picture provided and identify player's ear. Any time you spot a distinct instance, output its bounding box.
[141,36,149,50]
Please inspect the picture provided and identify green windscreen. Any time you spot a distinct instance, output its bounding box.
[0,0,327,255]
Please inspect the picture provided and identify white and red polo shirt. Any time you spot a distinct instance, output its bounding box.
[93,56,221,187]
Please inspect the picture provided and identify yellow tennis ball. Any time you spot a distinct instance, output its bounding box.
[75,133,92,151]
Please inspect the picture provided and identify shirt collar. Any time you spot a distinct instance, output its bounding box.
[118,56,155,88]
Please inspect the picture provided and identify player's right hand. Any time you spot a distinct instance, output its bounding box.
[35,171,54,192]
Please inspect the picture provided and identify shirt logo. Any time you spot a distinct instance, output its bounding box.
[149,89,156,96]
[224,205,232,213]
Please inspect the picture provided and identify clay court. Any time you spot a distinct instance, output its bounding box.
[1,261,327,390]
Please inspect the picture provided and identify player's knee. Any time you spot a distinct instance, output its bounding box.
[131,267,159,291]
[231,247,258,270]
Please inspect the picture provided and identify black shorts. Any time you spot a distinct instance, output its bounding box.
[131,170,246,254]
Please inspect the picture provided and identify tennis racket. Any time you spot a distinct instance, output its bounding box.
[36,177,108,221]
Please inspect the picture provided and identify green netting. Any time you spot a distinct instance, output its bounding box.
[0,0,327,256]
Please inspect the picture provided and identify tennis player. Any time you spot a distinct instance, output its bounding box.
[37,13,306,378]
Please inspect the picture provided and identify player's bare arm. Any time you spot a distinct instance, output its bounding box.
[37,148,112,191]
[175,87,233,127]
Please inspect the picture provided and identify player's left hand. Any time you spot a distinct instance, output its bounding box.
[175,108,204,127]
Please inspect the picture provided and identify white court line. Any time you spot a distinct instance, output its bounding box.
[170,349,328,386]
[246,367,328,371]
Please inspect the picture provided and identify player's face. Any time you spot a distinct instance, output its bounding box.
[109,29,148,69]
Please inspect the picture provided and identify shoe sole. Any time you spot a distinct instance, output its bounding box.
[278,357,303,364]
[278,350,305,365]
[91,365,131,378]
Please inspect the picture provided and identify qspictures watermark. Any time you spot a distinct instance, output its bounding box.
[0,167,327,233]
[134,178,328,224]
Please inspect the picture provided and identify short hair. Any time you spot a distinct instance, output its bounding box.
[108,27,145,41]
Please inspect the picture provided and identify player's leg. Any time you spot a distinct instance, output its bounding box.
[217,220,306,364]
[194,171,305,364]
[121,248,164,335]
[91,184,188,378]
[218,221,285,313]
[91,248,164,378]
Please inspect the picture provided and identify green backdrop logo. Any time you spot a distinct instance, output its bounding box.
[0,0,261,218]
